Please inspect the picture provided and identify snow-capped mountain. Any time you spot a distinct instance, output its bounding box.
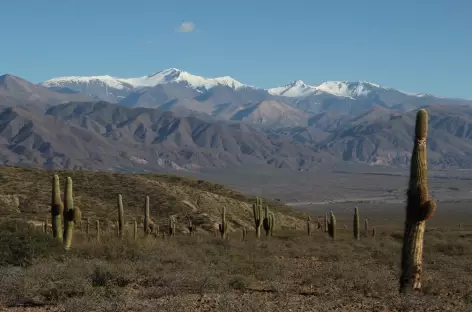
[43,68,248,102]
[268,80,391,99]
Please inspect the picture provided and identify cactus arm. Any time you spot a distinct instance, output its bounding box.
[117,194,124,238]
[63,177,80,250]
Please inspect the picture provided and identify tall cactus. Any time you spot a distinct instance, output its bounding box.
[364,218,369,237]
[252,197,263,238]
[51,174,64,241]
[117,194,125,238]
[144,196,150,235]
[400,109,436,293]
[328,211,336,240]
[133,219,137,240]
[63,177,81,250]
[219,206,228,239]
[353,207,360,240]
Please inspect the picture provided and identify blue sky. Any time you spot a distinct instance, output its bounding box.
[1,0,471,98]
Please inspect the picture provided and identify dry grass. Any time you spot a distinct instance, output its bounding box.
[1,219,472,312]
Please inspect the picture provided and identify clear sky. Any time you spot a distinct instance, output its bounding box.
[1,0,471,98]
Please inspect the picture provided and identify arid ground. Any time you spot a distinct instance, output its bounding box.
[1,165,471,312]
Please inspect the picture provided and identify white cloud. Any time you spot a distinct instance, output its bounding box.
[177,21,196,33]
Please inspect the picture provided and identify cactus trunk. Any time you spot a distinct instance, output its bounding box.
[117,194,125,238]
[219,206,227,239]
[96,220,100,242]
[307,216,311,236]
[353,207,360,240]
[133,220,137,240]
[63,177,81,250]
[51,174,64,241]
[144,196,150,235]
[400,109,436,293]
[253,197,263,238]
[328,211,336,240]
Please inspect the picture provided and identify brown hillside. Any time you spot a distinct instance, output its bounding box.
[0,166,306,233]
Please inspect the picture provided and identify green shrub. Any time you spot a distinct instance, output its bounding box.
[0,219,63,267]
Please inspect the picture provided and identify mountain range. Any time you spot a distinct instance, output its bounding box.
[1,68,472,172]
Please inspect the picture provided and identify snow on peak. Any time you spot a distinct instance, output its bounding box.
[123,68,246,90]
[267,80,319,97]
[44,68,247,91]
[268,80,385,98]
[44,75,132,90]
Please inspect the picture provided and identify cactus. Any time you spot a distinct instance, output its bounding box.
[324,213,329,233]
[219,206,228,238]
[400,109,436,293]
[328,211,336,240]
[242,228,247,241]
[252,197,263,238]
[51,174,64,241]
[117,194,125,238]
[372,227,376,238]
[168,217,176,236]
[133,219,137,240]
[364,218,369,237]
[262,206,274,236]
[307,216,311,236]
[188,217,196,236]
[63,177,81,250]
[86,217,90,239]
[144,196,150,235]
[353,207,360,240]
[96,220,100,242]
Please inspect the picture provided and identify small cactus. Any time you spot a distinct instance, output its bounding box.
[400,109,436,293]
[364,218,369,237]
[96,220,100,242]
[51,174,64,241]
[372,227,376,238]
[353,207,360,240]
[328,211,336,240]
[144,196,150,235]
[63,177,81,250]
[168,217,176,236]
[188,217,196,236]
[219,206,228,239]
[117,194,125,238]
[242,228,247,241]
[324,213,329,233]
[307,216,311,236]
[133,219,137,240]
[252,197,263,238]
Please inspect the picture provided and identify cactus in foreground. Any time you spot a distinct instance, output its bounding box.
[364,218,369,236]
[219,206,228,238]
[253,197,263,238]
[51,174,64,241]
[144,196,150,235]
[400,109,437,293]
[307,216,311,236]
[372,227,376,238]
[117,194,125,238]
[328,211,336,240]
[133,219,137,240]
[242,228,247,241]
[63,177,81,250]
[353,207,360,240]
